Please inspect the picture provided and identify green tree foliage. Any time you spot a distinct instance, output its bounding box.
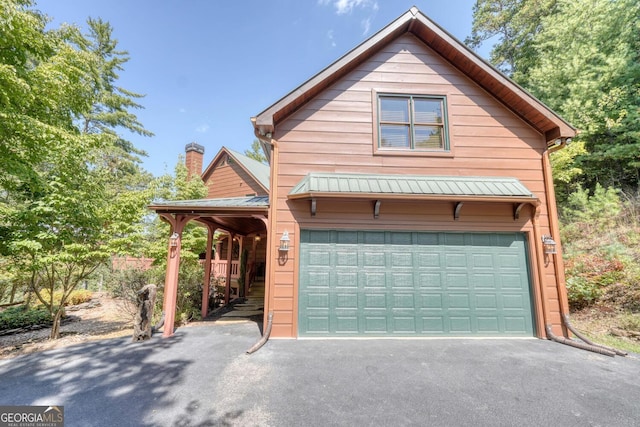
[244,139,268,164]
[466,0,557,75]
[526,0,640,190]
[469,0,640,194]
[0,1,153,338]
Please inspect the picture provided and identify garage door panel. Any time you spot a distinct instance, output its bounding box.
[335,316,358,334]
[419,273,443,288]
[336,250,358,266]
[364,293,387,308]
[362,231,385,244]
[336,293,358,308]
[446,273,469,289]
[393,293,415,309]
[364,316,388,333]
[363,272,385,288]
[307,272,330,288]
[473,273,497,289]
[390,272,413,289]
[363,251,385,267]
[475,294,498,309]
[449,317,472,333]
[304,316,330,334]
[422,316,446,333]
[477,317,500,332]
[445,253,468,268]
[504,316,528,332]
[501,274,527,289]
[417,252,442,268]
[391,252,413,267]
[299,231,533,337]
[421,293,444,308]
[472,253,495,268]
[448,294,471,309]
[336,272,357,288]
[393,316,416,333]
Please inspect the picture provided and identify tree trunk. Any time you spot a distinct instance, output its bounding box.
[133,284,157,342]
[50,309,64,339]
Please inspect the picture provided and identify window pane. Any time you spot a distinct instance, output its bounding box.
[414,99,442,124]
[380,125,410,148]
[414,126,443,149]
[380,98,409,123]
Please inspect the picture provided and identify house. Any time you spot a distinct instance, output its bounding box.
[151,7,576,340]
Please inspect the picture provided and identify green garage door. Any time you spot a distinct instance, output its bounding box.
[298,230,534,337]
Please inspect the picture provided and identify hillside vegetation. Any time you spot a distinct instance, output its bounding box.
[561,186,640,352]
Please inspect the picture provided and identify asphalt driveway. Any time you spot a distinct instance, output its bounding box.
[0,320,639,426]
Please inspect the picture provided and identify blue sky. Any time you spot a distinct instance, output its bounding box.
[37,0,486,177]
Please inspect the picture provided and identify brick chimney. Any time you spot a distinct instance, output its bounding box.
[185,142,205,180]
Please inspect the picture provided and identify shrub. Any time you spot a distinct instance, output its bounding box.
[28,289,93,308]
[0,306,52,331]
[67,290,93,305]
[566,276,603,310]
[147,259,204,326]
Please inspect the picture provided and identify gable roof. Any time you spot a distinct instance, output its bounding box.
[252,6,575,146]
[202,146,270,191]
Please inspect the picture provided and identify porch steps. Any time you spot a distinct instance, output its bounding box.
[220,281,265,319]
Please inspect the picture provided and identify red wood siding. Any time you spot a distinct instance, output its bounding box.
[204,158,267,199]
[269,34,561,338]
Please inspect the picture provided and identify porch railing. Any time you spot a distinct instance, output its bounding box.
[212,260,240,280]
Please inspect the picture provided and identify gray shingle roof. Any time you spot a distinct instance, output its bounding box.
[289,173,535,199]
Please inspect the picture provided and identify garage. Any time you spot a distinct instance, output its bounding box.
[298,230,535,337]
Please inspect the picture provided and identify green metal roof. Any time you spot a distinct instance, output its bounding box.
[150,195,269,211]
[226,148,270,190]
[289,173,535,199]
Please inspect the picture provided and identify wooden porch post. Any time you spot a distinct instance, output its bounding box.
[201,224,215,319]
[162,214,189,338]
[248,236,259,296]
[224,233,234,304]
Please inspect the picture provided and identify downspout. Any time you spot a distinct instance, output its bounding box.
[532,207,615,356]
[541,150,626,356]
[246,126,278,353]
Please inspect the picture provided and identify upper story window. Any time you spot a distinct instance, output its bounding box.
[378,94,449,151]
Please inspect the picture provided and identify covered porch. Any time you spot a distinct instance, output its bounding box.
[149,196,270,337]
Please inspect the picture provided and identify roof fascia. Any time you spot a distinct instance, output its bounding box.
[288,191,540,206]
[201,146,231,180]
[201,146,268,193]
[252,7,575,141]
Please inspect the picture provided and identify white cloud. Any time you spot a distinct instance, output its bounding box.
[179,108,186,113]
[332,0,378,15]
[327,29,337,47]
[195,124,210,133]
[320,0,379,35]
[361,17,371,35]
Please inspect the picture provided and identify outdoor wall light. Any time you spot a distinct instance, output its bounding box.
[255,235,261,242]
[279,230,290,252]
[170,232,180,248]
[542,235,557,255]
